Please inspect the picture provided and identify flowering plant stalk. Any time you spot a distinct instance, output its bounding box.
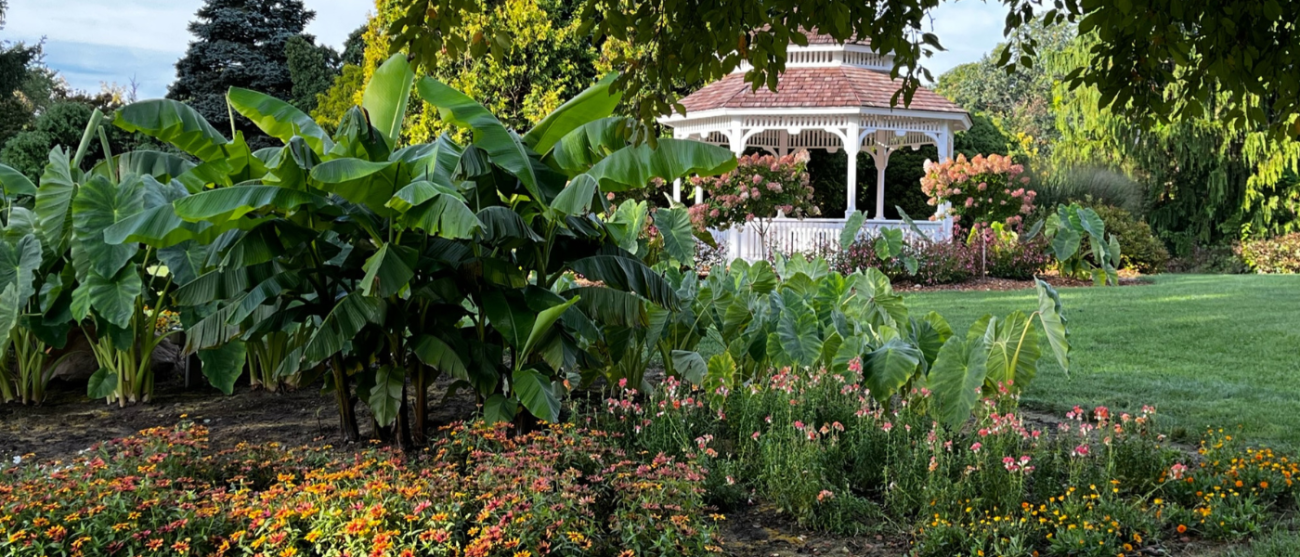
[922,153,1036,226]
[688,152,819,257]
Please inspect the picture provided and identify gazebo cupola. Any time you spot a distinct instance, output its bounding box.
[659,32,971,229]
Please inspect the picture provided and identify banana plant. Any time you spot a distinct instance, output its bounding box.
[104,55,736,444]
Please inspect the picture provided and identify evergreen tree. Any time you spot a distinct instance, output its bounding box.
[168,0,315,148]
[285,35,339,113]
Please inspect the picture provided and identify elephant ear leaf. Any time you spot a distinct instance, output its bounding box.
[362,54,415,151]
[0,282,21,339]
[0,163,36,198]
[864,338,922,405]
[929,331,990,427]
[416,77,542,204]
[114,99,229,161]
[87,367,118,400]
[227,87,333,153]
[513,367,560,423]
[656,206,696,266]
[840,210,865,251]
[199,340,247,396]
[1034,279,1070,374]
[72,175,143,278]
[35,147,77,255]
[521,296,579,362]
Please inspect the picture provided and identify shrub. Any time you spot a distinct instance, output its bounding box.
[1167,244,1250,274]
[688,152,819,231]
[921,153,1035,226]
[967,224,1053,280]
[1092,204,1170,273]
[1240,233,1300,274]
[833,237,978,285]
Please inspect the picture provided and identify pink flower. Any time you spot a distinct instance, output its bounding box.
[752,174,763,184]
[1072,444,1090,457]
[970,442,982,453]
[817,490,835,502]
[882,422,893,433]
[1169,463,1188,480]
[752,431,761,441]
[794,421,805,430]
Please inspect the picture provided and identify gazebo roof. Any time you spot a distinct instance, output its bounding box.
[677,66,966,114]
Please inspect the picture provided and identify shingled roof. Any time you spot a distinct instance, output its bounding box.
[677,66,965,113]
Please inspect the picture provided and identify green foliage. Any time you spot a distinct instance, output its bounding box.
[1042,203,1122,285]
[167,0,317,149]
[1089,204,1169,273]
[284,34,340,113]
[104,56,734,442]
[1240,233,1300,274]
[1028,166,1147,217]
[310,64,365,133]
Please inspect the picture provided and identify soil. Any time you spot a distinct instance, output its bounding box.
[895,273,1152,293]
[0,373,478,462]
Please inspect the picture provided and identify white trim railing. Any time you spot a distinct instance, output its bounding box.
[710,217,950,262]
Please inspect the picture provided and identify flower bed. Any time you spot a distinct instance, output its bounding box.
[0,422,721,557]
[594,369,1300,556]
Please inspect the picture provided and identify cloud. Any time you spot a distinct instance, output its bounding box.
[5,0,373,98]
[8,0,1002,98]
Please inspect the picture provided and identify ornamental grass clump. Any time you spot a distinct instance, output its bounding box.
[922,153,1036,226]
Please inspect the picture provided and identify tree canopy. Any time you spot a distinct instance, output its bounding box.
[167,0,316,147]
[384,0,1300,135]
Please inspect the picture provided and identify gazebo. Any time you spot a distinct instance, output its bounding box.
[659,32,971,261]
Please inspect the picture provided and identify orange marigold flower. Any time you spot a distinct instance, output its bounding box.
[1177,524,1188,534]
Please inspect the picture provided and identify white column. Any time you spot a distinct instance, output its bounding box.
[672,179,682,203]
[728,122,747,261]
[843,122,860,217]
[872,137,891,220]
[935,126,954,239]
[778,130,790,157]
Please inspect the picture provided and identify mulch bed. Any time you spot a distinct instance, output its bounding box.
[895,273,1153,293]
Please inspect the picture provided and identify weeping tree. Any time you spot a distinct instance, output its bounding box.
[1050,34,1300,253]
[106,55,735,444]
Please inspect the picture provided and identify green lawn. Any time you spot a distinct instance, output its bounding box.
[906,274,1300,449]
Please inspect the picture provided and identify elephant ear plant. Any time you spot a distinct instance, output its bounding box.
[105,55,735,444]
[1037,203,1122,285]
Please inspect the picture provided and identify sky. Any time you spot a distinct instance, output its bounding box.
[4,0,1008,100]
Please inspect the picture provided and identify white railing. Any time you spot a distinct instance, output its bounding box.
[710,217,950,262]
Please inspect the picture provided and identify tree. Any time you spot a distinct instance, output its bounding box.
[285,35,340,113]
[935,22,1073,159]
[349,0,600,143]
[1049,34,1300,252]
[167,0,315,148]
[385,0,1300,136]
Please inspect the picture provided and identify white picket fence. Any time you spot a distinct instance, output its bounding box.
[710,217,951,262]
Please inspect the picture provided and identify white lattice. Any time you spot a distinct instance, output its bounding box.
[711,217,949,262]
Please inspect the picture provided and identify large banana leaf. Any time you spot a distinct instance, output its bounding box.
[368,365,406,427]
[227,87,333,154]
[523,73,621,156]
[402,195,481,239]
[310,158,400,212]
[362,54,415,151]
[583,139,736,192]
[413,334,469,380]
[513,367,560,422]
[569,255,680,311]
[173,185,326,224]
[521,296,578,362]
[108,150,197,182]
[360,244,416,298]
[302,293,386,366]
[71,175,143,278]
[551,174,602,216]
[0,163,36,198]
[482,290,532,351]
[416,77,543,203]
[35,147,76,255]
[114,99,229,161]
[547,117,646,176]
[564,286,647,327]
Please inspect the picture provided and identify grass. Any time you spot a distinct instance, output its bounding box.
[906,274,1300,449]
